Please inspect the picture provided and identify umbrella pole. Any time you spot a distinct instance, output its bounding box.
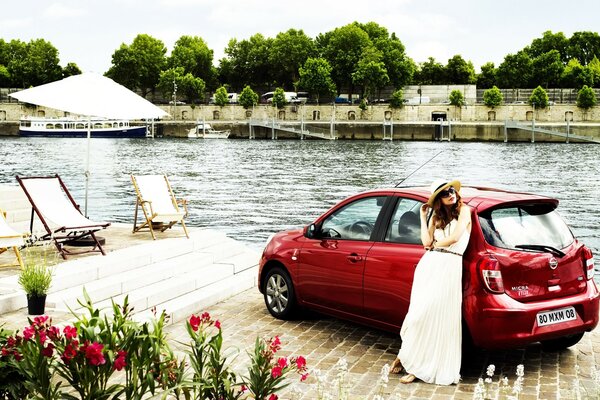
[84,116,91,217]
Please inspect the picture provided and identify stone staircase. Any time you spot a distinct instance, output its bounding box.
[0,183,261,325]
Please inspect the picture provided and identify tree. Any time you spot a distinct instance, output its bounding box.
[7,39,62,87]
[272,87,286,109]
[560,58,593,87]
[218,34,273,91]
[352,47,389,100]
[527,31,569,61]
[106,34,166,96]
[179,73,206,104]
[477,62,497,88]
[445,55,476,84]
[588,56,600,87]
[62,63,81,78]
[269,29,315,89]
[157,67,184,102]
[414,57,445,85]
[567,31,600,65]
[389,89,404,109]
[577,85,597,109]
[496,51,533,88]
[297,57,335,104]
[529,86,549,108]
[316,23,371,99]
[0,64,9,87]
[169,35,216,89]
[483,86,503,108]
[531,50,563,88]
[448,89,465,106]
[214,86,229,107]
[238,85,259,109]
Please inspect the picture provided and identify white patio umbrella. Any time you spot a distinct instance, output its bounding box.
[9,72,169,215]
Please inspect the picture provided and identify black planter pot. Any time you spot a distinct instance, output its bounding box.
[27,294,46,315]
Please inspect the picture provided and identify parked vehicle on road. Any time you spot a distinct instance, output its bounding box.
[258,185,598,350]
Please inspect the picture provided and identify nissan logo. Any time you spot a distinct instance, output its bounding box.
[549,257,558,270]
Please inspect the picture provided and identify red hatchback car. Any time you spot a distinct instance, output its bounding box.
[258,186,599,350]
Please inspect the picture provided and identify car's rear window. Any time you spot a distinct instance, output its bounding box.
[478,203,574,251]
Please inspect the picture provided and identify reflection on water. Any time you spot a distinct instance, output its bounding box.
[1,137,599,258]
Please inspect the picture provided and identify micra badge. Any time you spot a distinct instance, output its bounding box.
[549,257,558,270]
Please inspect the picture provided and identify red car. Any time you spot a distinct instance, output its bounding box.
[258,186,598,350]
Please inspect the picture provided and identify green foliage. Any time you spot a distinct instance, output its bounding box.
[531,50,563,88]
[483,86,503,107]
[577,85,597,109]
[18,247,54,296]
[561,58,594,87]
[298,57,335,103]
[497,51,533,88]
[588,56,600,86]
[219,34,273,91]
[269,29,316,89]
[389,89,404,108]
[529,86,549,108]
[446,55,476,84]
[0,325,28,400]
[169,35,215,88]
[239,85,259,109]
[352,47,389,101]
[0,64,10,87]
[358,98,368,110]
[272,87,287,109]
[477,62,497,89]
[157,67,184,100]
[567,31,600,65]
[448,89,465,106]
[414,57,446,85]
[527,31,569,61]
[106,34,166,96]
[61,63,81,78]
[180,73,206,104]
[214,86,229,107]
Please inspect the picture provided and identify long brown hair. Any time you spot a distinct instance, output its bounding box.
[432,191,463,230]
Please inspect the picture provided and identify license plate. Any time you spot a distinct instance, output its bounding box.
[536,306,577,327]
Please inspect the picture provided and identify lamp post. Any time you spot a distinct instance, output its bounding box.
[172,79,178,120]
[531,101,536,143]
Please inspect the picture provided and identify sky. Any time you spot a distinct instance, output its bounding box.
[1,0,599,74]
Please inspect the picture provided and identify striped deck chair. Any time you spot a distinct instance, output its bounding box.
[16,175,110,259]
[131,174,189,240]
[0,209,26,268]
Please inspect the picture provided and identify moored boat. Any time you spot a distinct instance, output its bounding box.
[188,122,230,139]
[19,116,148,138]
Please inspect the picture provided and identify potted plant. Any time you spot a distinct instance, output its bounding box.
[18,250,53,315]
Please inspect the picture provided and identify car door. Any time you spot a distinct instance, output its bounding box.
[296,195,389,316]
[364,196,426,329]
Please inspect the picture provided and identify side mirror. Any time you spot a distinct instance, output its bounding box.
[305,223,318,239]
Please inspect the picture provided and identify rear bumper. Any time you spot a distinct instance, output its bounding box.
[466,282,600,349]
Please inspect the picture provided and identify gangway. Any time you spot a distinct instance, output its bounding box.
[504,120,600,143]
[249,119,337,140]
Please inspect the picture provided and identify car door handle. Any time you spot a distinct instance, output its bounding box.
[347,253,362,263]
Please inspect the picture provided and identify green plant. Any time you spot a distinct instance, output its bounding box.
[483,86,503,108]
[0,325,28,400]
[214,86,229,107]
[272,88,287,109]
[359,98,368,110]
[389,89,404,109]
[529,85,549,108]
[18,248,53,296]
[239,85,259,109]
[449,89,465,106]
[577,85,597,109]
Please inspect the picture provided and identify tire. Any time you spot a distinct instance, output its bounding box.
[541,332,584,351]
[263,267,296,320]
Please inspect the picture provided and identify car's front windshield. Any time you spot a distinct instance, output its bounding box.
[478,203,574,251]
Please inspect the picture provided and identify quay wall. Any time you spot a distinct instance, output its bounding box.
[1,103,599,142]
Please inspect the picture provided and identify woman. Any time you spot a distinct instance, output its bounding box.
[390,179,471,385]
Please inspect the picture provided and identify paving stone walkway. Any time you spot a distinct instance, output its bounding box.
[165,289,600,400]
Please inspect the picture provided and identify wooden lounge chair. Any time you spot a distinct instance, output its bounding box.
[0,209,26,268]
[16,175,110,259]
[130,174,189,240]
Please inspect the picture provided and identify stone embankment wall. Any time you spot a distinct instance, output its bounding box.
[1,102,599,142]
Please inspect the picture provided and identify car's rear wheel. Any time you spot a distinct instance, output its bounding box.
[541,332,584,351]
[264,267,296,320]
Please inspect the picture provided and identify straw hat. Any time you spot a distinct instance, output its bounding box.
[427,179,461,206]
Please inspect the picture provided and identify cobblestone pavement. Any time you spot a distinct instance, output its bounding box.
[165,289,600,400]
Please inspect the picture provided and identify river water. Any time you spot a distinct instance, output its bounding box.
[0,137,599,258]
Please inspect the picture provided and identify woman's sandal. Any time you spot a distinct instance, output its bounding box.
[399,373,416,384]
[390,358,404,374]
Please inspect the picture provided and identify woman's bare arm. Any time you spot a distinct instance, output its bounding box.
[434,205,471,248]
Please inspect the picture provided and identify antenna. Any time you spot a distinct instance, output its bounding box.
[394,151,443,188]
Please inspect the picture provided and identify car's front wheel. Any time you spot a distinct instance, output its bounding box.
[264,267,296,320]
[541,332,584,351]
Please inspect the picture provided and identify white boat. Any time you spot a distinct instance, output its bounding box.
[19,116,148,138]
[188,122,230,139]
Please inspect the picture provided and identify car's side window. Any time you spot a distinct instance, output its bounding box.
[385,198,423,244]
[320,196,386,241]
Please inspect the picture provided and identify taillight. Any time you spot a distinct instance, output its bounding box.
[478,255,505,294]
[583,247,595,280]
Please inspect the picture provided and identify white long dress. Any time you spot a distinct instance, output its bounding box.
[397,219,470,385]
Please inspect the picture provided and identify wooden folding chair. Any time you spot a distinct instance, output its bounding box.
[16,175,110,259]
[0,209,26,268]
[131,174,189,240]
